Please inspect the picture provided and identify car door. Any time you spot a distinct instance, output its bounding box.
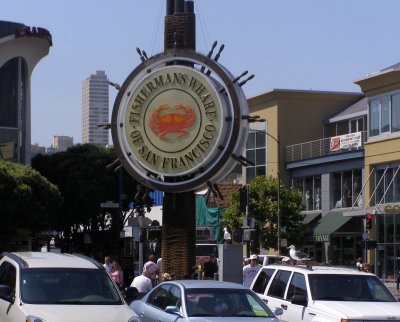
[251,267,276,307]
[141,283,182,322]
[284,272,311,322]
[265,269,292,322]
[0,261,23,322]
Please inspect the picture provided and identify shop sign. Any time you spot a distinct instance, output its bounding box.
[313,234,330,242]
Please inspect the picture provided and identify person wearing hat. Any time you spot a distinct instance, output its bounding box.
[243,254,261,288]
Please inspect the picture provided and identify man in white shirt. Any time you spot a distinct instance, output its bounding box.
[243,254,261,288]
[130,270,152,298]
[103,256,112,273]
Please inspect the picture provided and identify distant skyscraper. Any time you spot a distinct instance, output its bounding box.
[81,70,109,145]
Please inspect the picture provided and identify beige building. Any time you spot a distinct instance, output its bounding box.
[247,89,363,185]
[355,64,400,281]
[51,135,73,152]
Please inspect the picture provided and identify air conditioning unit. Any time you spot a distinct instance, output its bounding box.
[196,227,214,241]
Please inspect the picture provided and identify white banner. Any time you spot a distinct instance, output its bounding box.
[340,132,362,149]
[330,132,361,151]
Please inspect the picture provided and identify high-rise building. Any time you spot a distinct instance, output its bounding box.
[81,70,109,146]
[51,135,73,152]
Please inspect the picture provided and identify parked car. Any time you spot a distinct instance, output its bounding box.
[250,263,400,322]
[0,251,140,322]
[130,279,283,321]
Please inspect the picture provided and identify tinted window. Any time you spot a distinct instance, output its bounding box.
[267,270,291,299]
[252,268,275,294]
[165,285,181,308]
[147,284,170,309]
[309,274,396,302]
[286,272,307,300]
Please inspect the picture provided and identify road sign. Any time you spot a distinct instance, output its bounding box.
[100,201,120,208]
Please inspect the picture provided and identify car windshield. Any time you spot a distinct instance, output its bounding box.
[185,288,275,318]
[21,268,123,305]
[309,274,396,302]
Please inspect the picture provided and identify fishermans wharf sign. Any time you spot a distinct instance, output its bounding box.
[112,50,249,192]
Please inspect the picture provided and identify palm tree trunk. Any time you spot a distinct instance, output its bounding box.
[161,191,196,279]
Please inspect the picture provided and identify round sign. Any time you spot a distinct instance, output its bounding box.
[112,50,249,192]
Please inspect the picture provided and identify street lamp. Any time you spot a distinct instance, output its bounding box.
[248,129,280,255]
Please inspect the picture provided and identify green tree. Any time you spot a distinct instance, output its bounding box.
[0,160,62,251]
[32,144,153,256]
[223,175,306,254]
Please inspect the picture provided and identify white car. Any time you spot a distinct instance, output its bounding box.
[250,263,400,322]
[0,251,140,322]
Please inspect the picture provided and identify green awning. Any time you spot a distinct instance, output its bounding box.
[302,213,321,225]
[313,212,352,242]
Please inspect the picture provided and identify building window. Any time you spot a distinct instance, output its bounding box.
[369,92,400,137]
[372,164,400,205]
[292,175,321,211]
[332,169,362,209]
[246,130,266,183]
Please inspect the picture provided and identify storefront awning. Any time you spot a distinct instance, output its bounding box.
[302,213,321,225]
[313,212,352,242]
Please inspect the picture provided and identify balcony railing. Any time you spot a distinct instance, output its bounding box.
[285,131,367,163]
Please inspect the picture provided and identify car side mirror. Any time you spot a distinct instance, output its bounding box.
[0,285,14,303]
[291,294,308,306]
[165,305,182,317]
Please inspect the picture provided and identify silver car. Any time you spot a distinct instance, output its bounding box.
[130,279,282,321]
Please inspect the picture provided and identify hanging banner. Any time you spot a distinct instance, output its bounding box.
[340,132,362,149]
[330,136,340,151]
[330,132,362,151]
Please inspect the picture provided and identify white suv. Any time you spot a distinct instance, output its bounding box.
[0,251,140,322]
[251,263,400,322]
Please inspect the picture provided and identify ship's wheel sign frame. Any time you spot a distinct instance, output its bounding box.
[112,49,249,192]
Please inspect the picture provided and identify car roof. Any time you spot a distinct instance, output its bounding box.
[164,280,249,289]
[264,264,374,275]
[3,252,100,269]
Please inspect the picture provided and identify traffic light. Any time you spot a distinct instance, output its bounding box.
[367,240,377,249]
[366,214,373,230]
[239,185,248,213]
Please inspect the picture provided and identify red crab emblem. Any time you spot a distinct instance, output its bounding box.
[149,104,195,140]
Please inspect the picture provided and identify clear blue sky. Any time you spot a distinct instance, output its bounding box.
[4,0,400,147]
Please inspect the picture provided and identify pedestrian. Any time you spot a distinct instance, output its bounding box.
[103,256,112,273]
[143,254,159,286]
[203,254,218,280]
[110,260,124,288]
[243,254,261,288]
[356,257,362,271]
[130,269,152,299]
[190,265,199,280]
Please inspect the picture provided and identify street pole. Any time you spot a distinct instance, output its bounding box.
[277,134,280,256]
